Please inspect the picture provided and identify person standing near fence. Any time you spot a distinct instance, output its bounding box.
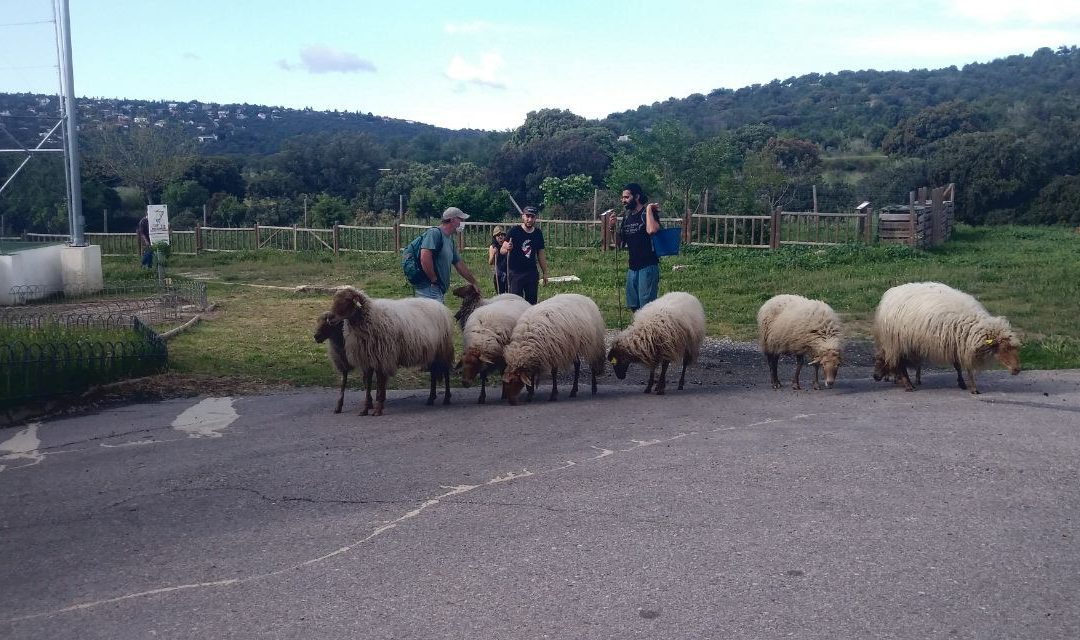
[414,207,481,303]
[488,225,509,294]
[500,205,549,304]
[137,214,152,268]
[608,183,662,311]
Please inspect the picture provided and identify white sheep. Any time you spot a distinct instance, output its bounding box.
[872,281,1020,394]
[607,292,706,395]
[757,294,843,390]
[313,311,352,413]
[502,293,607,404]
[328,286,455,416]
[459,294,532,404]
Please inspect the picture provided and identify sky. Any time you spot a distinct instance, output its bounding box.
[1,0,1078,132]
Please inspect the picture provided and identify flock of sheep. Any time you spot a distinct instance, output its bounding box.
[314,281,1021,416]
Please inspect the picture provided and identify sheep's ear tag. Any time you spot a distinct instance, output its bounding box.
[609,357,617,365]
[985,338,996,346]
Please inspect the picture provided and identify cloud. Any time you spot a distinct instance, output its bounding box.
[182,52,201,61]
[445,53,506,89]
[445,21,496,35]
[279,45,376,74]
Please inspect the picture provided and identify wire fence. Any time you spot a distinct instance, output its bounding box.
[1,317,168,407]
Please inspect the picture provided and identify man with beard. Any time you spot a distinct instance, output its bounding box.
[500,205,549,304]
[609,183,662,311]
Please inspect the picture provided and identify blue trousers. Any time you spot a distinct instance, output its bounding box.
[625,264,659,311]
[413,282,445,303]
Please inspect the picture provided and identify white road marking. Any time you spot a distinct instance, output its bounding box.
[171,397,238,438]
[0,423,44,472]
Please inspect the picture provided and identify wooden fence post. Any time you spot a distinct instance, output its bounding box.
[293,224,298,252]
[195,224,202,254]
[254,224,260,250]
[770,207,781,249]
[394,222,401,253]
[908,191,917,248]
[333,224,340,255]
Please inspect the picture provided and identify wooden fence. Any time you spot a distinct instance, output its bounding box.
[877,184,956,248]
[26,191,953,257]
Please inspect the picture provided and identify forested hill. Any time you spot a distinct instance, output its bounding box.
[602,46,1080,149]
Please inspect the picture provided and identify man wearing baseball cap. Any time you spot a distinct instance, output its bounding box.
[414,206,481,302]
[499,204,549,304]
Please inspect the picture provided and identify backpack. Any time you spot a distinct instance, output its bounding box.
[402,228,443,285]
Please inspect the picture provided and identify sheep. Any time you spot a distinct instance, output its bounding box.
[757,294,843,390]
[501,293,607,405]
[872,281,1020,394]
[328,286,455,416]
[607,292,706,395]
[313,311,352,413]
[459,294,532,404]
[452,285,522,331]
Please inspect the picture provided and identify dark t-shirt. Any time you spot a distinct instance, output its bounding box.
[621,208,660,270]
[506,225,545,274]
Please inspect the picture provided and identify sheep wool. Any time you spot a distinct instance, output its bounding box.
[460,295,531,403]
[757,294,843,390]
[329,286,455,415]
[608,291,706,394]
[502,293,606,403]
[872,281,1020,393]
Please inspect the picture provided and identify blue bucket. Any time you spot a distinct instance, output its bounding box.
[651,227,682,257]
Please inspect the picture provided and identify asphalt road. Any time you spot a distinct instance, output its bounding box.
[1,368,1078,639]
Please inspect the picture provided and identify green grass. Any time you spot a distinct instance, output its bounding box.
[101,223,1080,388]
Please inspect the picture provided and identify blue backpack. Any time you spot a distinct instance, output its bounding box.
[402,228,442,285]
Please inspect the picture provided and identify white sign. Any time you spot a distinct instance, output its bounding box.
[147,205,170,245]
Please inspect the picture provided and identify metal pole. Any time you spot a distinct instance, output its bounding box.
[202,203,207,226]
[59,0,85,246]
[103,208,107,233]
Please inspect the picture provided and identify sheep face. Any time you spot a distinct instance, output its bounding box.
[460,349,494,387]
[453,285,483,328]
[984,335,1021,375]
[502,369,532,405]
[811,350,841,388]
[606,345,633,380]
[313,312,342,343]
[872,352,888,381]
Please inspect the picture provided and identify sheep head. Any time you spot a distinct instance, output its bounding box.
[329,287,366,324]
[313,312,342,343]
[981,330,1021,375]
[606,344,633,380]
[502,368,533,405]
[452,285,483,330]
[810,349,842,388]
[872,352,888,381]
[460,348,495,388]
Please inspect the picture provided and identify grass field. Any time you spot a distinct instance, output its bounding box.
[103,224,1080,389]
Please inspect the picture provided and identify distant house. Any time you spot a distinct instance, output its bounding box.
[197,134,218,142]
[133,116,149,124]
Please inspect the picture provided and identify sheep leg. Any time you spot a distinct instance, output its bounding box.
[549,367,559,401]
[812,363,821,391]
[591,368,598,395]
[766,354,781,389]
[334,370,347,414]
[360,368,375,415]
[373,371,388,416]
[792,355,805,390]
[570,359,580,398]
[965,368,980,395]
[655,361,669,395]
[478,373,487,404]
[952,360,967,390]
[427,368,438,406]
[915,365,922,386]
[895,358,915,392]
[644,367,655,394]
[678,352,689,390]
[526,381,535,403]
[443,366,452,405]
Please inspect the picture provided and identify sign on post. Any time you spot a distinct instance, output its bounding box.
[147,205,170,244]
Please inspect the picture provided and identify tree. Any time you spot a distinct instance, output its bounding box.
[83,124,196,204]
[309,193,352,227]
[539,174,594,217]
[881,100,984,156]
[926,131,1039,224]
[1024,175,1080,225]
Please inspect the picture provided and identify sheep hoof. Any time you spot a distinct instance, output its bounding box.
[771,382,781,390]
[333,407,342,414]
[425,398,435,406]
[970,389,981,395]
[655,388,666,396]
[443,394,451,405]
[569,390,578,398]
[360,408,370,416]
[812,383,820,390]
[792,384,802,391]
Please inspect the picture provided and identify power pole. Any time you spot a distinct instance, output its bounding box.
[59,0,85,246]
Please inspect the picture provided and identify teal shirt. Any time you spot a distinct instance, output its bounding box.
[420,227,460,293]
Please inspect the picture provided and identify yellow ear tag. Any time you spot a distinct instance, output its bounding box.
[609,357,617,364]
[985,339,995,345]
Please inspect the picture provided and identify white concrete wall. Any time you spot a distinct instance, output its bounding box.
[0,244,102,305]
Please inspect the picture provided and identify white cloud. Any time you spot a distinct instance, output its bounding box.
[445,53,507,89]
[946,0,1080,25]
[279,45,376,74]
